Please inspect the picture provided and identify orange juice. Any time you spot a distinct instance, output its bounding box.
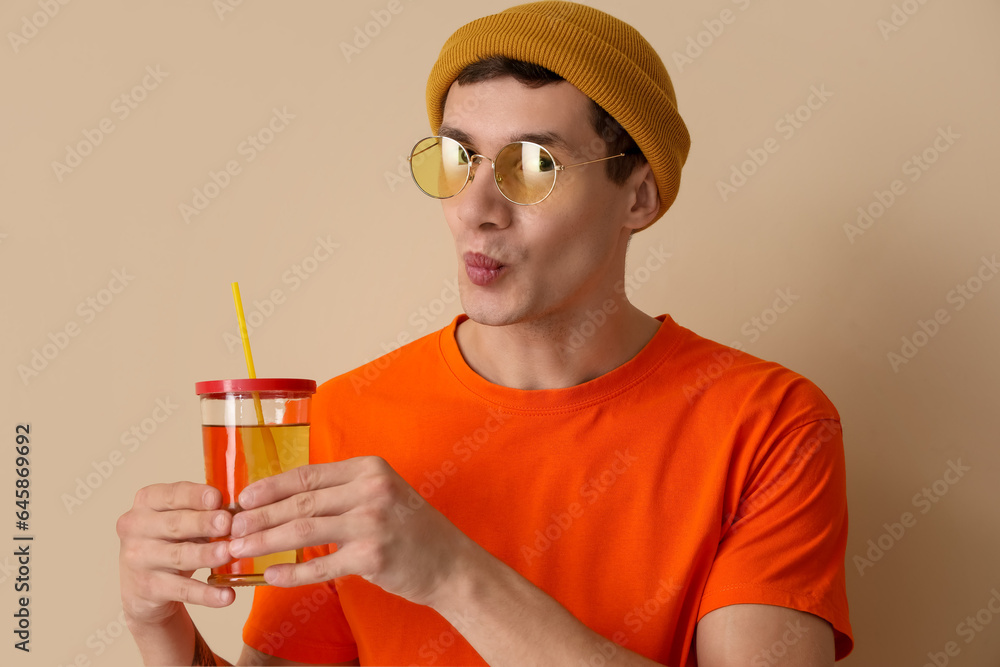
[202,423,309,586]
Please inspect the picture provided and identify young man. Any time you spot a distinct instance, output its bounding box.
[117,3,852,665]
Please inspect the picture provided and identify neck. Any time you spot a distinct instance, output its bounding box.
[455,298,661,390]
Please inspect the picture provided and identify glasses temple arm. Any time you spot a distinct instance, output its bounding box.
[557,152,627,171]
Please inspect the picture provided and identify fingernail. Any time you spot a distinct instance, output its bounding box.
[216,542,229,559]
[213,512,226,532]
[230,514,245,537]
[229,538,245,556]
[239,488,253,507]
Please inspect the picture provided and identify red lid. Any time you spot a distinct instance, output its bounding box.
[195,378,317,395]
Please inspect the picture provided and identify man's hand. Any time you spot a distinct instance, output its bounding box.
[228,456,472,606]
[117,482,237,628]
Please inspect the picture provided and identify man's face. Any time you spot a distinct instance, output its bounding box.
[438,77,641,329]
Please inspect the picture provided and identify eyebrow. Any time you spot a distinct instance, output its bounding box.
[437,126,573,156]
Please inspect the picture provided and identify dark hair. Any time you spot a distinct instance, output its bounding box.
[450,56,645,186]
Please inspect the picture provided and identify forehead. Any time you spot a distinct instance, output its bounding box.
[440,77,596,151]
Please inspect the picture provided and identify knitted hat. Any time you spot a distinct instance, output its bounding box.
[425,1,691,228]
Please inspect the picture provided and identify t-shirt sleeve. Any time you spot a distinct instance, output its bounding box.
[241,545,359,664]
[697,411,854,660]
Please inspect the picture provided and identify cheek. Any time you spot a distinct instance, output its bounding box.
[528,212,615,280]
[440,201,463,240]
[534,189,622,256]
[546,166,624,225]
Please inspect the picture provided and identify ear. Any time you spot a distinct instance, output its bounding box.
[623,162,660,232]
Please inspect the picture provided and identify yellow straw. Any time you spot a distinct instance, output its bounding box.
[231,282,283,478]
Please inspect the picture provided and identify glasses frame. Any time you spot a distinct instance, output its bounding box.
[407,135,627,206]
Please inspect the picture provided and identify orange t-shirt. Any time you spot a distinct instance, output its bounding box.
[243,315,853,665]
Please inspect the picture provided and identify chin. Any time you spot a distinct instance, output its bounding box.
[458,278,556,328]
[459,292,529,328]
[461,304,522,328]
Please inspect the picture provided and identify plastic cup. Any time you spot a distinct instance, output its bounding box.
[195,378,316,586]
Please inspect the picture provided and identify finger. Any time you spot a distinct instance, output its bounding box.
[230,513,362,559]
[263,555,344,588]
[231,484,357,537]
[135,482,223,512]
[141,539,234,573]
[144,570,236,608]
[239,456,383,509]
[121,507,232,541]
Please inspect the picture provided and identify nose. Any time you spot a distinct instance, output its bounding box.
[455,154,512,229]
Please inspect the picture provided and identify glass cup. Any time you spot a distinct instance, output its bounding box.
[195,378,316,586]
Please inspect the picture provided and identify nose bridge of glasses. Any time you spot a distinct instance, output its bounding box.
[467,153,496,183]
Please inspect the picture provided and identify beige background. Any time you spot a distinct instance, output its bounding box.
[3,0,998,665]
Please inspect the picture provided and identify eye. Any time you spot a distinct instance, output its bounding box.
[440,138,472,168]
[514,143,556,174]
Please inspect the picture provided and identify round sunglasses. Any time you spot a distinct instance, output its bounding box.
[408,135,627,205]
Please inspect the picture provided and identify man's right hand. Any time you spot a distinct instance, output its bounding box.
[117,482,237,629]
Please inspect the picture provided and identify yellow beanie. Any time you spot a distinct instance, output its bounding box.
[426,1,691,227]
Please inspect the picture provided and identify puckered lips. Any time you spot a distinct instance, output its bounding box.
[464,252,506,287]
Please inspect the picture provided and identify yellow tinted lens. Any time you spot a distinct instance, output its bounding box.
[495,142,556,204]
[410,137,470,198]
